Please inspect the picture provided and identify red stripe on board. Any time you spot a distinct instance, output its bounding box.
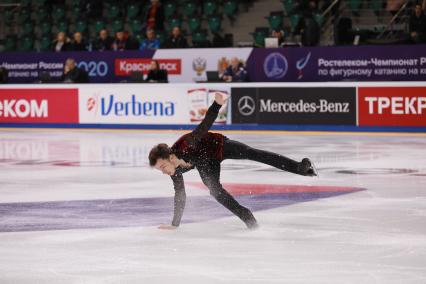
[186,182,363,196]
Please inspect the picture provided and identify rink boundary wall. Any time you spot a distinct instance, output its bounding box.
[2,123,426,134]
[1,82,426,132]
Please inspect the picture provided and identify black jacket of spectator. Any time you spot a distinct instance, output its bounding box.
[70,41,87,51]
[146,69,168,83]
[93,36,114,51]
[61,67,89,83]
[165,35,188,48]
[0,67,8,84]
[409,13,426,34]
[52,41,71,52]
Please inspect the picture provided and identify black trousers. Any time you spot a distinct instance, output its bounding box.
[197,139,301,228]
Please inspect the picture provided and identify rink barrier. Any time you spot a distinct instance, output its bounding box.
[2,45,426,83]
[1,123,426,134]
[1,82,426,132]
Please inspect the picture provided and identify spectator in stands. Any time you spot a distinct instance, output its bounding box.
[409,4,426,43]
[0,67,8,84]
[295,6,321,46]
[70,32,87,51]
[60,58,89,83]
[140,29,160,51]
[164,27,188,48]
[52,32,71,52]
[145,0,165,31]
[271,29,285,46]
[146,60,168,83]
[113,31,130,51]
[93,29,114,51]
[222,57,249,82]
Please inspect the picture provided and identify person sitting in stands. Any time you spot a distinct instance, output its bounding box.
[70,32,87,51]
[52,32,71,52]
[165,27,188,48]
[93,29,114,51]
[140,29,161,51]
[409,4,426,43]
[146,60,168,83]
[222,57,249,82]
[113,31,130,51]
[60,58,89,83]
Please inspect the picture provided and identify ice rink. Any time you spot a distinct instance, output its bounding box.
[0,129,425,284]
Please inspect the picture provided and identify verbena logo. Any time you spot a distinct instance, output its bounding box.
[92,95,175,117]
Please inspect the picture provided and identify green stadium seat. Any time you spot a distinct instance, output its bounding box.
[207,16,222,33]
[192,29,209,46]
[167,17,182,30]
[127,4,139,19]
[39,22,52,37]
[111,19,124,33]
[164,2,177,19]
[314,13,324,26]
[289,14,300,32]
[33,0,47,8]
[187,16,201,33]
[370,0,383,13]
[203,1,217,17]
[52,6,66,22]
[3,36,16,52]
[4,9,14,24]
[349,0,362,13]
[20,0,31,8]
[282,0,294,15]
[251,27,269,47]
[75,20,87,33]
[70,5,82,21]
[54,21,68,33]
[107,5,121,20]
[267,12,284,30]
[20,21,34,36]
[156,30,167,45]
[129,19,142,34]
[182,1,197,17]
[18,36,34,51]
[39,36,51,51]
[35,7,49,23]
[18,9,31,24]
[223,0,238,17]
[92,20,106,34]
[133,33,145,44]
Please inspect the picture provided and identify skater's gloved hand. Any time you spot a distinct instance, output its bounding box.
[158,224,178,230]
[214,92,227,105]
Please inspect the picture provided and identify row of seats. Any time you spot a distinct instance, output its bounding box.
[251,0,325,47]
[2,0,244,52]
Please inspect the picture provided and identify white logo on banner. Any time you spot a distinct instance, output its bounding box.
[238,96,256,116]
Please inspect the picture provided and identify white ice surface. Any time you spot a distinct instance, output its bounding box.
[0,129,426,283]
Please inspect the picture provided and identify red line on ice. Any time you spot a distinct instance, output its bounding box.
[186,182,363,196]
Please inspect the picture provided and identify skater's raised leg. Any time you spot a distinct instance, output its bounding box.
[223,139,316,176]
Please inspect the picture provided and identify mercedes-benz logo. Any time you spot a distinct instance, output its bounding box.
[238,96,255,116]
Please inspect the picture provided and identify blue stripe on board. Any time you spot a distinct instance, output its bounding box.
[1,123,426,133]
[0,189,362,233]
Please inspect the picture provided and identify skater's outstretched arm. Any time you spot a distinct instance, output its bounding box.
[170,173,186,227]
[190,93,226,143]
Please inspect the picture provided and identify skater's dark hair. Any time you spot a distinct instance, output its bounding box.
[149,143,171,166]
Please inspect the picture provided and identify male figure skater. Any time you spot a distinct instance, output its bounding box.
[149,93,316,230]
